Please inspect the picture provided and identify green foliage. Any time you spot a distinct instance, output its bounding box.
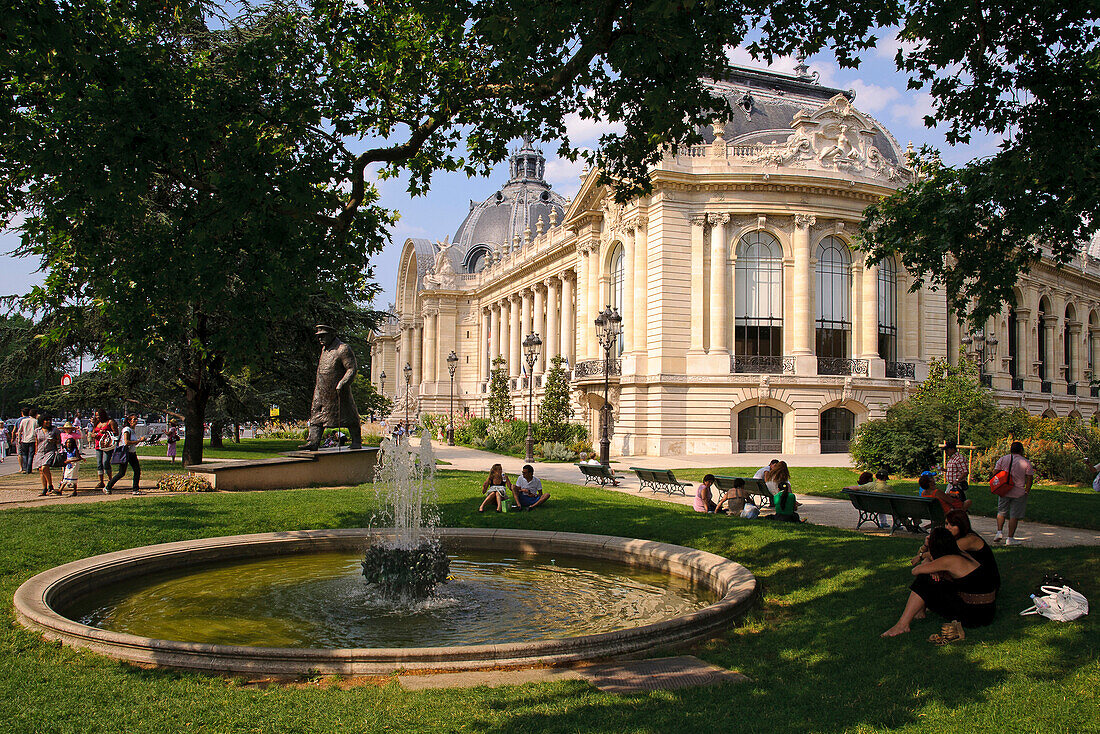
[972,414,1100,484]
[360,541,450,600]
[455,417,489,445]
[537,441,578,462]
[537,355,573,443]
[861,4,1100,322]
[487,356,513,423]
[155,473,214,493]
[351,374,393,420]
[0,314,65,416]
[850,356,1008,475]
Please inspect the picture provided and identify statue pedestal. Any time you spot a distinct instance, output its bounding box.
[188,447,379,491]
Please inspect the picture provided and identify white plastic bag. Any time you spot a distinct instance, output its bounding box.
[1020,585,1089,622]
[1092,470,1100,493]
[740,503,759,519]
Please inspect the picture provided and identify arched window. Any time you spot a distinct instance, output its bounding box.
[737,405,782,453]
[734,232,783,360]
[465,246,490,274]
[821,407,856,453]
[609,243,624,356]
[815,236,852,359]
[878,257,897,361]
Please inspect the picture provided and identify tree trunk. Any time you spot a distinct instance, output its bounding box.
[234,421,241,443]
[182,383,210,466]
[210,420,225,448]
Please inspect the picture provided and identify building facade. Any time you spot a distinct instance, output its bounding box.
[370,66,1100,456]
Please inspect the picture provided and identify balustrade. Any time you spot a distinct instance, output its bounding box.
[573,359,621,378]
[817,357,869,376]
[884,361,916,379]
[730,355,795,374]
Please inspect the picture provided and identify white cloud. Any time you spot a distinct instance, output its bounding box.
[724,46,835,86]
[561,111,625,146]
[847,79,900,113]
[544,156,585,198]
[875,30,920,63]
[889,92,937,129]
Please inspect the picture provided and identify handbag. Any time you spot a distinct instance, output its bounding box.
[98,431,116,451]
[1020,585,1089,622]
[990,455,1015,497]
[110,445,129,464]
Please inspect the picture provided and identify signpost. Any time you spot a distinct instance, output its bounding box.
[60,374,72,387]
[269,405,280,418]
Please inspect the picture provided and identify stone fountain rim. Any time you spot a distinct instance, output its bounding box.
[13,528,758,675]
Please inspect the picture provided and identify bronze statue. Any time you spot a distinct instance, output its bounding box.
[300,324,362,450]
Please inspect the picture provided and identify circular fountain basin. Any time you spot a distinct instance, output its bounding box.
[14,528,757,674]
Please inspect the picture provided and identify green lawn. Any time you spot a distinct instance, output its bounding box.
[0,470,1096,733]
[673,466,1100,532]
[134,438,303,460]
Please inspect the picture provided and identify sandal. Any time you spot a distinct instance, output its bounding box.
[928,620,965,645]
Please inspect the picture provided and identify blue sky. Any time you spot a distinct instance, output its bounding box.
[0,33,1001,311]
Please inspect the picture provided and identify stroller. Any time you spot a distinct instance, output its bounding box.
[140,432,163,446]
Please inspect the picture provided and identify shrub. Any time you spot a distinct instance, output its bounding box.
[537,356,573,442]
[456,417,489,445]
[487,356,513,423]
[538,441,577,461]
[156,473,214,492]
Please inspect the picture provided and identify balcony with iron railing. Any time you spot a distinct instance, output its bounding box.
[1068,383,1077,396]
[1011,377,1024,391]
[884,361,915,379]
[1041,381,1052,393]
[1093,385,1099,398]
[730,355,795,374]
[572,359,621,379]
[817,357,870,376]
[980,374,993,388]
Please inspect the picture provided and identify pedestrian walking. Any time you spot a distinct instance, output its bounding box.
[991,441,1035,546]
[90,409,118,491]
[32,415,62,496]
[166,420,179,463]
[104,414,142,495]
[17,408,38,474]
[0,421,9,464]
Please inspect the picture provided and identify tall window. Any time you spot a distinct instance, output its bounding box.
[1065,306,1075,384]
[734,232,783,356]
[609,243,624,356]
[1038,307,1048,381]
[737,406,782,452]
[878,257,898,361]
[1007,308,1018,379]
[815,236,852,359]
[821,407,856,453]
[1089,312,1098,377]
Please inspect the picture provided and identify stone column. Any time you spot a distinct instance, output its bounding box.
[546,277,560,367]
[621,227,635,354]
[401,326,412,376]
[499,300,510,376]
[688,215,707,355]
[708,213,729,356]
[633,217,648,353]
[561,271,575,364]
[1015,307,1033,386]
[533,283,546,374]
[477,308,487,383]
[576,249,589,359]
[509,294,521,378]
[412,323,423,386]
[1044,319,1056,384]
[861,262,885,377]
[589,245,601,356]
[423,312,437,384]
[792,214,816,375]
[490,303,501,369]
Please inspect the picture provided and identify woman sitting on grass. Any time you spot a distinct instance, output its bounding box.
[768,481,801,522]
[911,510,1000,592]
[882,526,998,640]
[479,463,512,512]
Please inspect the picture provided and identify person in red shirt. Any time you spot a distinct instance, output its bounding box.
[918,473,971,515]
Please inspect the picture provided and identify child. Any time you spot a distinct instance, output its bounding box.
[60,437,83,497]
[769,481,802,522]
[166,421,180,463]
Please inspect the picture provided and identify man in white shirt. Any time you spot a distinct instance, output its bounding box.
[17,408,38,474]
[753,459,779,480]
[512,464,549,510]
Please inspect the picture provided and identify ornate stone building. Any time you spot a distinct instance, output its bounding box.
[370,66,1100,456]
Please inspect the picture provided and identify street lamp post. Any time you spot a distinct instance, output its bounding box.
[378,370,386,424]
[594,305,622,467]
[446,350,458,445]
[961,330,998,387]
[522,333,543,461]
[403,362,412,432]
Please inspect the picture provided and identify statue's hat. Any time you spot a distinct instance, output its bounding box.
[314,324,335,335]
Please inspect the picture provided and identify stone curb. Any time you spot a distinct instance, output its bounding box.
[13,528,757,675]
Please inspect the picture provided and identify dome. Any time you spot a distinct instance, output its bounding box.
[453,137,568,272]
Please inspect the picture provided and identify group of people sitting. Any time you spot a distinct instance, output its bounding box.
[478,463,549,512]
[693,459,802,522]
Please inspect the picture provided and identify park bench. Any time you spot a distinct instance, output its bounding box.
[841,489,945,534]
[576,462,619,486]
[712,476,774,509]
[630,467,694,496]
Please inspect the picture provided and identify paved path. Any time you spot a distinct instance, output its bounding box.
[427,441,1100,549]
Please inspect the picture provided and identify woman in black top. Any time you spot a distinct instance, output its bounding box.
[479,463,513,512]
[882,527,998,637]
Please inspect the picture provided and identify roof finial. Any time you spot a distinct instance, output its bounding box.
[793,51,812,81]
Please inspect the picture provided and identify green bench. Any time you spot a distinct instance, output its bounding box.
[630,467,694,496]
[576,463,619,486]
[712,475,774,509]
[841,489,945,533]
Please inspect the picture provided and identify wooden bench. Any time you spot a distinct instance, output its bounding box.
[712,476,774,509]
[630,467,694,496]
[841,489,945,533]
[576,462,618,486]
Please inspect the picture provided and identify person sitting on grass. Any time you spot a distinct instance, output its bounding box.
[694,474,718,513]
[479,463,513,513]
[768,481,801,522]
[512,464,549,510]
[715,476,747,516]
[882,526,998,640]
[911,509,1001,593]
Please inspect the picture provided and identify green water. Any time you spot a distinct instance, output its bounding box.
[65,551,714,648]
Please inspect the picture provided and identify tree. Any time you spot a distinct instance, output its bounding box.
[850,355,1009,475]
[0,314,70,417]
[861,2,1100,322]
[352,373,393,422]
[537,355,572,443]
[487,357,513,424]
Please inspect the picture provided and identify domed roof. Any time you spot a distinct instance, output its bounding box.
[453,137,568,262]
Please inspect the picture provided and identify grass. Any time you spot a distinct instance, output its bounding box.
[0,470,1097,733]
[133,438,303,460]
[671,466,1100,532]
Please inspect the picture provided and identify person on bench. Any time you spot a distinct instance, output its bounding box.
[513,464,549,510]
[715,476,748,515]
[919,472,971,515]
[845,471,890,529]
